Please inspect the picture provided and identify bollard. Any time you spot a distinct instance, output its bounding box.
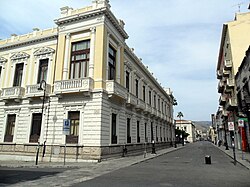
[205,155,211,164]
[35,142,40,165]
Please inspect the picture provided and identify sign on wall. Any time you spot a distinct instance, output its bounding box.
[63,119,70,135]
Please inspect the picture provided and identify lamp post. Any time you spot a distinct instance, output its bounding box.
[38,80,47,157]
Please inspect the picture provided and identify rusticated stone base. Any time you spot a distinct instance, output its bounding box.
[0,142,172,162]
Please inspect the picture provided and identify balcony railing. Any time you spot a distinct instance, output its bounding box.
[225,97,237,111]
[106,80,127,100]
[1,86,25,99]
[222,69,230,77]
[145,103,152,113]
[226,78,235,88]
[224,60,232,70]
[135,98,146,111]
[219,95,226,106]
[218,81,224,93]
[26,84,51,97]
[54,78,94,94]
[217,70,223,79]
[127,93,138,106]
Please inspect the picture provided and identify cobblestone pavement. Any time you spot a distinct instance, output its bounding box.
[0,146,183,186]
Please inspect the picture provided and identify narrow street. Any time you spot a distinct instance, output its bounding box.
[75,141,250,187]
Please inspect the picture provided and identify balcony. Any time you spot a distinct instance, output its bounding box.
[225,97,237,111]
[26,84,51,97]
[226,78,235,88]
[219,95,226,106]
[54,78,94,95]
[135,98,146,111]
[222,109,228,117]
[126,93,138,106]
[1,86,25,100]
[222,69,230,77]
[224,60,232,70]
[217,70,223,79]
[106,80,127,100]
[151,107,157,117]
[145,103,152,114]
[218,81,225,93]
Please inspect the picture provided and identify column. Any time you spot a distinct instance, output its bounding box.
[89,27,96,78]
[63,33,70,80]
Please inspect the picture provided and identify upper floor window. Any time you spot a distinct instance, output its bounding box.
[158,98,160,110]
[143,86,146,101]
[0,66,2,79]
[108,45,116,80]
[70,40,90,79]
[37,59,48,83]
[126,71,130,91]
[149,90,151,105]
[13,63,24,87]
[154,95,156,108]
[135,79,139,97]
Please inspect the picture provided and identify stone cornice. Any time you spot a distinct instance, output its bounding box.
[124,45,171,101]
[54,7,128,39]
[0,34,58,51]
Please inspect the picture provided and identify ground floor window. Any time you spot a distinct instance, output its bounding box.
[111,113,117,144]
[29,113,42,143]
[127,118,131,143]
[137,121,140,143]
[66,111,79,144]
[151,122,154,142]
[4,114,16,142]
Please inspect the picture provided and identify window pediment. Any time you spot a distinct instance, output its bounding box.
[34,47,55,56]
[0,57,7,64]
[10,52,30,61]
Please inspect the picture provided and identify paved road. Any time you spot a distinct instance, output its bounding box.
[0,167,66,186]
[75,141,250,187]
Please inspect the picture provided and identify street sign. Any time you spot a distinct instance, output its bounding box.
[228,122,235,131]
[238,119,244,127]
[63,119,70,135]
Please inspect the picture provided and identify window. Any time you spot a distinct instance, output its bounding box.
[126,71,130,91]
[184,126,187,131]
[145,123,147,142]
[70,40,90,79]
[0,66,2,79]
[151,122,154,142]
[135,79,139,97]
[13,63,24,86]
[158,99,160,110]
[154,95,156,108]
[37,59,48,83]
[160,127,162,141]
[66,111,80,144]
[111,113,117,144]
[156,126,158,142]
[162,102,164,113]
[143,86,146,101]
[127,118,131,143]
[149,91,151,105]
[137,121,140,143]
[108,45,116,80]
[29,113,42,143]
[4,114,16,142]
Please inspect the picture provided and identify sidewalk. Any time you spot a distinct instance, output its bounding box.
[216,144,250,170]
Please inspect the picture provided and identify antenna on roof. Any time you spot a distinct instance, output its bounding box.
[232,2,244,12]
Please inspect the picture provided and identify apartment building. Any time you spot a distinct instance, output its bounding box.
[0,0,175,161]
[216,12,250,150]
[175,120,196,143]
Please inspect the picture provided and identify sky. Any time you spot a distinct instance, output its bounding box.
[0,0,249,121]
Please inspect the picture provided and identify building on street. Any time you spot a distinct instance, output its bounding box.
[175,120,196,143]
[0,0,175,162]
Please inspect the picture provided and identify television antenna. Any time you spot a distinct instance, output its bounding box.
[232,2,244,12]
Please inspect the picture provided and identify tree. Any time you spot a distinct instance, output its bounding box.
[177,112,184,146]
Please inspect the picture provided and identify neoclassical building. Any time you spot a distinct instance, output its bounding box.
[0,0,175,162]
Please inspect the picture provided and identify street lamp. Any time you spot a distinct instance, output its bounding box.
[177,112,184,146]
[38,80,47,157]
